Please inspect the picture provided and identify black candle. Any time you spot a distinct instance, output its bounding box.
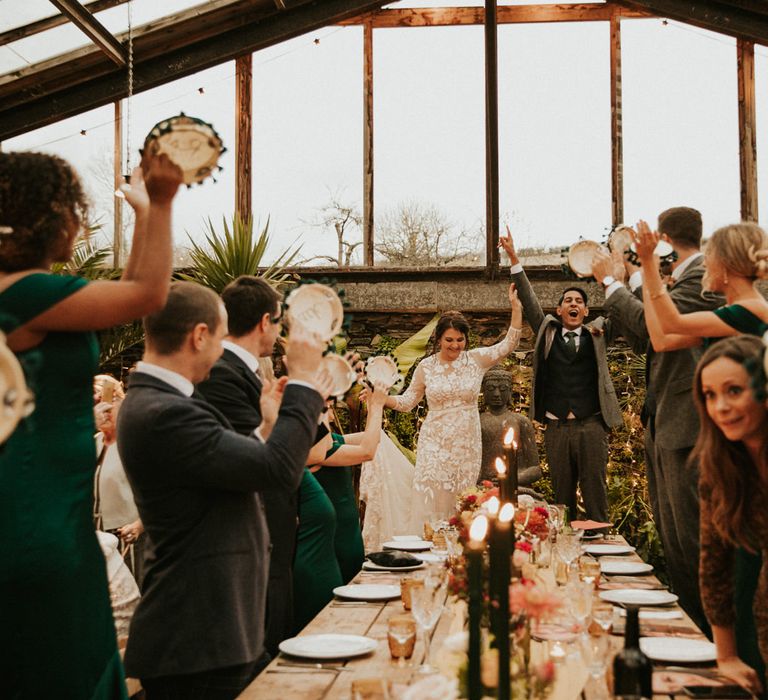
[494,503,514,700]
[502,426,518,501]
[494,456,510,505]
[467,515,488,700]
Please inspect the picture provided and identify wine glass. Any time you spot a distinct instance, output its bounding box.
[591,599,614,634]
[555,532,583,577]
[547,504,563,535]
[566,580,593,632]
[578,632,611,699]
[410,568,447,674]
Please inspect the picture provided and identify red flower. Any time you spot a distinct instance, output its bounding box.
[465,494,477,504]
[515,540,533,553]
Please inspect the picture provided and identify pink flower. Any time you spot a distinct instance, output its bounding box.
[509,581,562,621]
[535,660,556,683]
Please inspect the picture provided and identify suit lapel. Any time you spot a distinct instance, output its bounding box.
[223,348,262,391]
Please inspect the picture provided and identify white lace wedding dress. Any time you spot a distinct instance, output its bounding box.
[390,325,521,532]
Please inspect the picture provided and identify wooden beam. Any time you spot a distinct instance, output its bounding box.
[737,39,758,222]
[113,100,123,267]
[610,15,624,225]
[340,4,651,28]
[235,54,253,221]
[485,0,500,273]
[0,0,129,47]
[613,0,768,45]
[362,22,374,267]
[0,0,388,141]
[48,0,127,67]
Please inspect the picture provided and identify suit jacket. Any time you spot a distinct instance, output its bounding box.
[604,258,723,450]
[513,269,623,428]
[117,372,323,678]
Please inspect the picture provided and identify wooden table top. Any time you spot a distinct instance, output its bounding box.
[239,540,718,700]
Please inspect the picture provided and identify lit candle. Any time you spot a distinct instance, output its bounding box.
[485,496,500,655]
[467,515,488,700]
[494,503,514,700]
[494,456,510,504]
[502,426,518,501]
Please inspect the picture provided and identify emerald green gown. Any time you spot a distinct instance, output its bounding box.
[0,274,127,699]
[314,434,365,583]
[292,469,343,633]
[708,304,767,686]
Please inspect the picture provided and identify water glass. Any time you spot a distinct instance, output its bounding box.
[591,599,614,634]
[387,614,416,666]
[410,571,446,674]
[579,555,601,588]
[578,632,611,699]
[566,580,593,631]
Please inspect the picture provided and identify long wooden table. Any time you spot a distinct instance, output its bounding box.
[239,539,717,700]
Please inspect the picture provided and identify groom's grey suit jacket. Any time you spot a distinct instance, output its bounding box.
[117,372,323,679]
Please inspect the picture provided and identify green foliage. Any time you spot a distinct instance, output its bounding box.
[52,231,118,280]
[180,215,302,293]
[97,322,145,378]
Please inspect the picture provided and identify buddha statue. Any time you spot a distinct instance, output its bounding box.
[478,368,542,487]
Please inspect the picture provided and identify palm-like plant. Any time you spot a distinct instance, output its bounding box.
[52,228,118,280]
[181,215,302,293]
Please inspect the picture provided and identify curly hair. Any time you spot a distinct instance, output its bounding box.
[0,152,89,272]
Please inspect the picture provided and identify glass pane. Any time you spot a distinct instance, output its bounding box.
[622,19,740,234]
[374,26,485,267]
[499,22,611,256]
[252,27,363,267]
[756,47,768,229]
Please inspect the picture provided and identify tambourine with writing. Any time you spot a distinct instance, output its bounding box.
[142,113,225,186]
[365,355,402,391]
[284,284,345,342]
[566,240,608,278]
[321,354,358,399]
[0,332,34,444]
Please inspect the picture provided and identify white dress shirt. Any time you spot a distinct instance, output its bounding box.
[134,361,193,397]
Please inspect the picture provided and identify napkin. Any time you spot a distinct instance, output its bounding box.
[571,519,612,530]
[366,550,420,567]
[618,608,683,620]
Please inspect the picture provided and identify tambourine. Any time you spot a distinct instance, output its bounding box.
[567,240,607,278]
[321,354,358,398]
[142,113,225,186]
[607,225,634,256]
[0,332,34,444]
[284,284,345,342]
[365,355,401,391]
[626,239,678,268]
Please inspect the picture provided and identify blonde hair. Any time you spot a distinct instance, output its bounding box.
[705,222,768,281]
[94,374,125,401]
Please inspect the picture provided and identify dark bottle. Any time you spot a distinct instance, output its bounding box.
[613,606,652,699]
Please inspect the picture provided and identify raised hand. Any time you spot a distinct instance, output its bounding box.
[284,327,326,385]
[591,248,625,283]
[119,164,149,216]
[632,220,660,263]
[141,152,183,205]
[499,225,520,265]
[508,282,522,312]
[259,376,289,435]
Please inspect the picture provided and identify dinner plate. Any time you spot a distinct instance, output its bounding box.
[279,633,378,660]
[600,560,654,575]
[599,589,679,606]
[362,560,425,572]
[333,584,400,601]
[583,544,635,556]
[412,552,443,562]
[640,637,716,663]
[382,540,432,552]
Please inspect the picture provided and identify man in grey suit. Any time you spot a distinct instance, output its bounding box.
[591,206,721,633]
[117,281,329,699]
[501,232,623,522]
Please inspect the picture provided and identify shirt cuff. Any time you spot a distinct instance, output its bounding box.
[604,281,624,299]
[253,427,266,443]
[509,263,523,275]
[628,270,643,292]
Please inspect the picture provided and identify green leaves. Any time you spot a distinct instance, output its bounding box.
[180,215,302,293]
[391,313,439,377]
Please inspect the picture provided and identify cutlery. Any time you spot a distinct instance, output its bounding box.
[330,601,380,607]
[267,668,339,674]
[277,661,352,671]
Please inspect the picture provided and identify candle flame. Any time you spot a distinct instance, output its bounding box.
[469,515,488,542]
[485,496,499,515]
[499,503,515,523]
[494,457,507,476]
[503,426,515,447]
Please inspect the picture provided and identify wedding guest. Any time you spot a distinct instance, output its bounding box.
[592,206,722,633]
[693,335,768,695]
[630,221,768,348]
[117,281,330,698]
[0,150,182,698]
[383,286,522,530]
[501,229,622,522]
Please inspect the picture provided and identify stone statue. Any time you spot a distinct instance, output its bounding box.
[478,368,542,487]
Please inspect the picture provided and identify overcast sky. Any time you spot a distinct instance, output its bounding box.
[2,0,767,264]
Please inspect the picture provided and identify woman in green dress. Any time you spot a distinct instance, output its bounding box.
[0,152,181,698]
[313,383,387,583]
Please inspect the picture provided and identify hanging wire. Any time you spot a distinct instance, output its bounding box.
[125,0,134,172]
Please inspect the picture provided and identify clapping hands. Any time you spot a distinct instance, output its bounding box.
[632,220,661,263]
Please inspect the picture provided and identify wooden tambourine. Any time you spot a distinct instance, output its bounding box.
[0,332,34,444]
[320,354,358,398]
[607,225,634,256]
[365,355,401,391]
[626,239,677,267]
[567,240,607,278]
[284,284,344,342]
[143,113,225,186]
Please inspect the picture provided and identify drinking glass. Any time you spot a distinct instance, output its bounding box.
[566,580,593,631]
[579,555,601,588]
[556,533,583,574]
[591,600,614,634]
[547,504,564,535]
[387,615,416,668]
[410,568,447,674]
[578,632,611,700]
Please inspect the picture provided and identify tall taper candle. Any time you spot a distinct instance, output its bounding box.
[494,456,510,504]
[467,515,488,700]
[494,503,514,700]
[502,426,518,500]
[485,496,500,648]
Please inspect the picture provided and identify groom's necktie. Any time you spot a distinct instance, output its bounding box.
[564,331,577,354]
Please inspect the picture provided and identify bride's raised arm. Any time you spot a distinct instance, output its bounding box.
[385,362,426,412]
[470,282,522,370]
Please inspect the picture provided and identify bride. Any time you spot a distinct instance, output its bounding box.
[372,285,522,535]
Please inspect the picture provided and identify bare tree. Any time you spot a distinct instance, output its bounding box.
[303,192,363,266]
[374,200,481,267]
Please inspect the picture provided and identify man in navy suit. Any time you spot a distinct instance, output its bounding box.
[197,276,303,656]
[118,281,329,699]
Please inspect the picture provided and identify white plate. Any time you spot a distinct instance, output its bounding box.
[413,552,443,562]
[599,589,679,606]
[600,560,654,575]
[279,633,378,660]
[639,637,716,663]
[333,584,401,601]
[583,544,635,556]
[362,560,425,572]
[382,540,432,552]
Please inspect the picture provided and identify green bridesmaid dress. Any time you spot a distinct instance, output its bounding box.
[314,434,365,583]
[292,469,343,633]
[0,274,127,699]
